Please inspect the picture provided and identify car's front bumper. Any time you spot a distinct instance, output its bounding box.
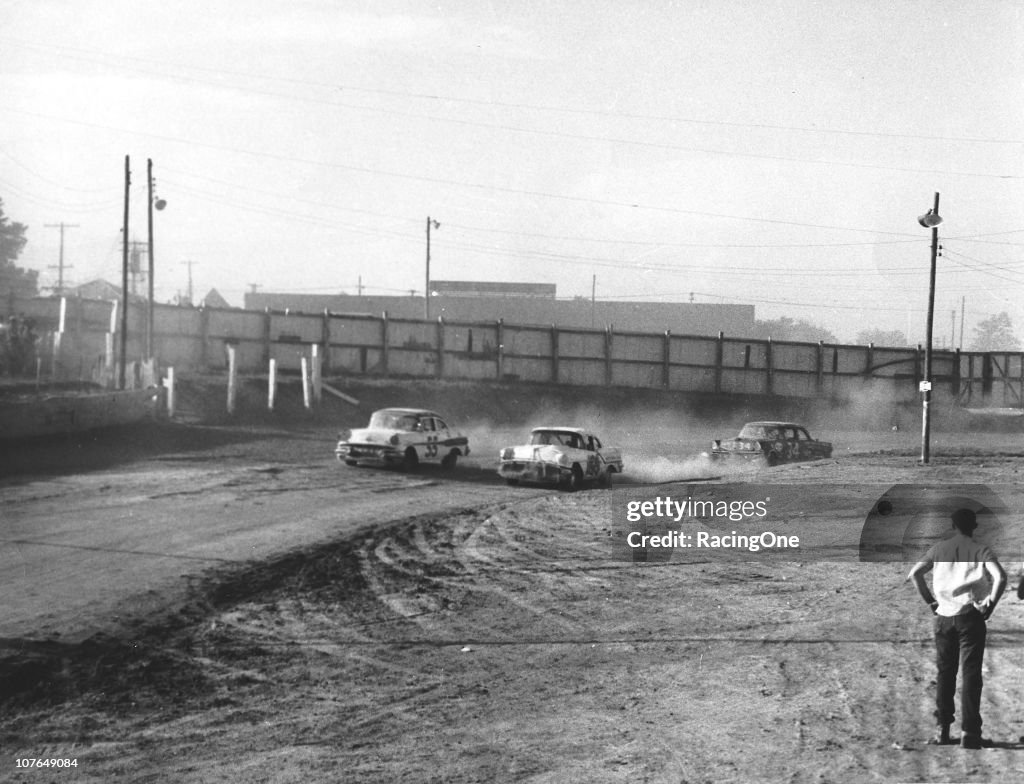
[498,459,567,484]
[336,442,403,466]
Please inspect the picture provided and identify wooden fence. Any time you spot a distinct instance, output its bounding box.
[5,295,1023,408]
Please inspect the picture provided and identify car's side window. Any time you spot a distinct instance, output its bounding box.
[435,419,447,432]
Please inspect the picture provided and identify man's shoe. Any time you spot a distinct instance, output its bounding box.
[927,725,956,745]
[960,734,994,749]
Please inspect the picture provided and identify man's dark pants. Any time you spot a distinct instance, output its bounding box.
[934,609,986,735]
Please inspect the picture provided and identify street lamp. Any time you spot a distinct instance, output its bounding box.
[918,192,942,465]
[425,216,440,320]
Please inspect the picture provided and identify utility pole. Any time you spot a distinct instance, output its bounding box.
[45,222,79,295]
[147,158,165,360]
[918,192,942,465]
[425,216,440,320]
[181,260,197,305]
[120,155,131,390]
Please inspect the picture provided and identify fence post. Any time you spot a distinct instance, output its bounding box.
[816,341,824,394]
[321,309,331,376]
[550,324,559,383]
[105,299,118,385]
[604,324,613,386]
[301,354,312,409]
[715,332,724,394]
[263,308,272,368]
[662,330,671,388]
[226,344,237,414]
[436,317,445,378]
[200,306,210,369]
[165,366,176,417]
[268,357,277,410]
[496,319,504,380]
[311,343,322,404]
[381,311,390,375]
[766,338,774,395]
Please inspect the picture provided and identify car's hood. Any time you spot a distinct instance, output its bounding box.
[345,428,403,444]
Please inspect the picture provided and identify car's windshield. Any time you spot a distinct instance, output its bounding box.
[369,411,419,430]
[738,424,780,440]
[530,430,574,447]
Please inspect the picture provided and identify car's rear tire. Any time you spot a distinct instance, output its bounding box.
[344,459,358,467]
[505,478,519,486]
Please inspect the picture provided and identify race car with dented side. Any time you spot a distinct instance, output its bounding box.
[498,426,623,490]
[335,408,469,471]
[706,421,832,466]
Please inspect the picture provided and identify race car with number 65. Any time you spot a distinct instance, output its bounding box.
[335,408,470,471]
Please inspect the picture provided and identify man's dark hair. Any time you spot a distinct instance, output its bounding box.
[951,507,978,533]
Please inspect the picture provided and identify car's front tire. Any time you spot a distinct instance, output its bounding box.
[401,447,419,472]
[441,452,458,470]
[564,465,584,492]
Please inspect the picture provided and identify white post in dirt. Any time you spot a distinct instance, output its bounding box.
[301,354,312,409]
[268,358,277,410]
[105,299,118,385]
[52,296,66,378]
[165,366,175,418]
[227,344,237,415]
[311,343,322,405]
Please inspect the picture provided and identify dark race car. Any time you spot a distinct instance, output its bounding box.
[706,421,832,466]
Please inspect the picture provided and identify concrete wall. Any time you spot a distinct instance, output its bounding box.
[5,295,1023,410]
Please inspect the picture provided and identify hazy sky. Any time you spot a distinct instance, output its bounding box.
[3,0,1023,343]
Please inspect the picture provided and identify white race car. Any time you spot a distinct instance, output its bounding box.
[335,408,470,471]
[498,426,623,490]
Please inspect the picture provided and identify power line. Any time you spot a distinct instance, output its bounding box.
[43,221,79,294]
[6,34,1024,147]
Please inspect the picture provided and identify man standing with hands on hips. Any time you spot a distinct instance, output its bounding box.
[908,507,1007,749]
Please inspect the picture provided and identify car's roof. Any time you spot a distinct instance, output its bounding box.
[531,426,588,434]
[743,421,806,428]
[373,407,442,417]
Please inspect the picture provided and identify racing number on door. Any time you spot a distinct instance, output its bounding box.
[425,435,439,457]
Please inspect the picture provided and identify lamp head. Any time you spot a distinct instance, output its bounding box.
[154,198,167,211]
[918,209,942,228]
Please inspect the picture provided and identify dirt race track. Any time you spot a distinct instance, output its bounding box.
[3,377,1024,784]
